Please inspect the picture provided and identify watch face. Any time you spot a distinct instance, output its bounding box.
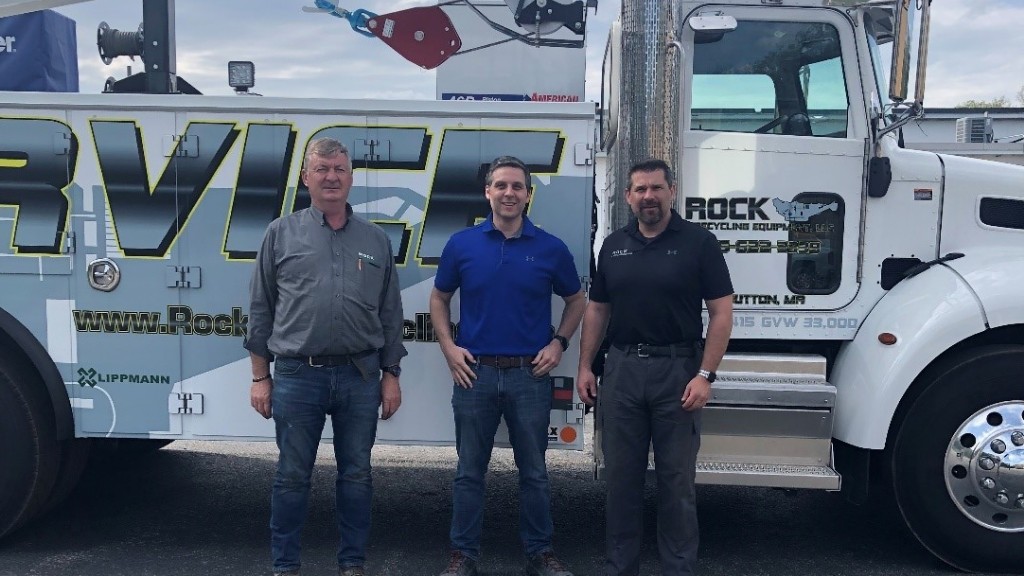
[384,365,401,377]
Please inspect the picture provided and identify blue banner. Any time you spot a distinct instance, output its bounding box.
[441,93,531,102]
[0,9,78,92]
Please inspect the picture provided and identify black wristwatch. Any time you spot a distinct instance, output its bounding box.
[383,364,401,377]
[552,334,569,351]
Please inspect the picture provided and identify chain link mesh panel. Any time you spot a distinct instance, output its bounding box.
[607,0,682,231]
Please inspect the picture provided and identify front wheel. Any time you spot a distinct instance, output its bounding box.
[0,360,59,539]
[890,345,1024,573]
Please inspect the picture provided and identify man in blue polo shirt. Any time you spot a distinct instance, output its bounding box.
[429,156,586,576]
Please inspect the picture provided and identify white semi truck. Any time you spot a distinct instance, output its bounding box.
[1,0,1022,573]
[596,0,1023,571]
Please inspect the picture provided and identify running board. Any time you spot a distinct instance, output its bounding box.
[696,461,840,490]
[594,353,842,491]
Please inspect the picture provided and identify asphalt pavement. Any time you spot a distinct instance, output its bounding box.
[0,415,996,576]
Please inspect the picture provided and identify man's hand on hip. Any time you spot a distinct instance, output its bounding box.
[441,342,477,388]
[531,340,563,377]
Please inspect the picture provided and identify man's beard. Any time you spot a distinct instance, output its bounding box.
[634,203,664,225]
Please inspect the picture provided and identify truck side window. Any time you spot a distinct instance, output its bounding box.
[691,20,849,137]
[799,56,848,137]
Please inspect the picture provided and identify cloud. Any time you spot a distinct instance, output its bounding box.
[48,0,1024,108]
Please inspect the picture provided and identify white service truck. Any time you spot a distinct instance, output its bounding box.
[0,95,596,539]
[596,0,1023,572]
[1,0,1022,573]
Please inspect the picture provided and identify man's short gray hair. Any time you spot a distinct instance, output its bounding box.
[303,137,350,172]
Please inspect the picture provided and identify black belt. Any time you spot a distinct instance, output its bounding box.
[286,350,374,367]
[477,355,534,369]
[614,342,696,358]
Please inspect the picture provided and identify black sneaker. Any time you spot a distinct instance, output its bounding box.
[439,550,478,576]
[526,551,573,576]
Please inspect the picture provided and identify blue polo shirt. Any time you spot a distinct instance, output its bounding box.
[434,214,581,356]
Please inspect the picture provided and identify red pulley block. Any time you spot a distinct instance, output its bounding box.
[365,6,462,70]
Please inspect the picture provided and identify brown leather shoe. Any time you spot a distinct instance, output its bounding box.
[526,551,573,576]
[439,551,478,576]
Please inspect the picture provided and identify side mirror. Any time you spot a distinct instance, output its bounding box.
[868,157,892,198]
[600,20,621,151]
[888,0,915,103]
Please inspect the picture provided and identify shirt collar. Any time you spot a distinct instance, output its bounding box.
[307,203,354,227]
[482,213,537,238]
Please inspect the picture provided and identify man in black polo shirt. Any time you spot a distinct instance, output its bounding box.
[577,158,733,576]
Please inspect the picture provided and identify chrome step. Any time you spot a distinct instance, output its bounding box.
[695,460,840,490]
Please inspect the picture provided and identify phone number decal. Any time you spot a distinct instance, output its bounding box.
[719,240,821,254]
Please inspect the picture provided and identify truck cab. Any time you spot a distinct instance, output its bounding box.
[600,0,1024,571]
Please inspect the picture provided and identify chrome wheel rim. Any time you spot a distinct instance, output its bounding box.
[945,401,1024,532]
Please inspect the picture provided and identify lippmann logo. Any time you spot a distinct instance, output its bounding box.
[76,367,171,387]
[0,36,15,53]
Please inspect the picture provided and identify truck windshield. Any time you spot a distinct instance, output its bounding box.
[691,20,849,138]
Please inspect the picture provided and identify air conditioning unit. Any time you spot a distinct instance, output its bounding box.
[956,116,994,143]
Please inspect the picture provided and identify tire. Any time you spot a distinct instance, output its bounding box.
[42,439,92,514]
[0,360,60,539]
[890,345,1024,573]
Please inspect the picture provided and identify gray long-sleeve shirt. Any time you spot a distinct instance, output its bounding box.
[244,204,407,368]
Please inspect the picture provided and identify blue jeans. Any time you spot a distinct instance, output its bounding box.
[450,364,554,559]
[270,358,381,573]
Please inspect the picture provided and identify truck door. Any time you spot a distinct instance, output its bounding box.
[680,6,868,314]
[68,109,185,438]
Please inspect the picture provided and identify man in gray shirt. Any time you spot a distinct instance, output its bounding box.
[245,137,406,576]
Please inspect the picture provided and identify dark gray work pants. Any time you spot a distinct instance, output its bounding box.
[599,345,702,576]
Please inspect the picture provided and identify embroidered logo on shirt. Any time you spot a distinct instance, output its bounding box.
[525,256,536,261]
[667,250,678,255]
[358,252,376,262]
[611,249,633,258]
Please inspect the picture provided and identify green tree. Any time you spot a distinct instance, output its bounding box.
[957,96,1010,108]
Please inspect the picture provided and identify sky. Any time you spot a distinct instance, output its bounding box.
[31,0,1024,107]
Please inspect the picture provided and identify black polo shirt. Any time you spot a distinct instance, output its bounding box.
[591,210,733,346]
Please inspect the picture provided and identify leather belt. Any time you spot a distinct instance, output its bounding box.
[286,351,374,367]
[614,342,695,358]
[477,355,534,369]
